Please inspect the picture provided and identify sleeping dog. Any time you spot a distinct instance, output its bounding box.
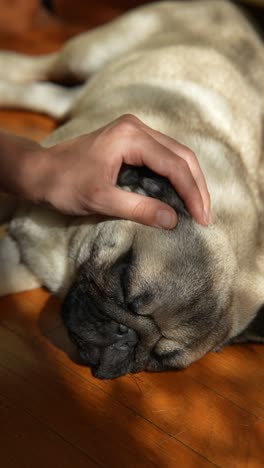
[0,0,264,378]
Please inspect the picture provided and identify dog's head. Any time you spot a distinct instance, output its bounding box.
[62,166,263,378]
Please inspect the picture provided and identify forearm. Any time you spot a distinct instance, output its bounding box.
[0,130,47,201]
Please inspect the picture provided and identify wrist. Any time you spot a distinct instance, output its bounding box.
[20,145,54,204]
[0,132,44,201]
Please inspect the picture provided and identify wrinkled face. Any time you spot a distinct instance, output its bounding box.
[62,167,232,379]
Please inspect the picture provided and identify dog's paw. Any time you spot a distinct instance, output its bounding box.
[118,164,189,216]
[0,234,40,296]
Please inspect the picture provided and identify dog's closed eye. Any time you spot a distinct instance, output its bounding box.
[127,292,153,314]
[111,248,133,303]
[111,248,153,313]
[151,347,182,362]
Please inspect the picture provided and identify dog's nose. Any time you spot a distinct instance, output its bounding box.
[114,325,138,349]
[93,323,138,379]
[118,324,128,334]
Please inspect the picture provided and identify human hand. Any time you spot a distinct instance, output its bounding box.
[29,115,211,228]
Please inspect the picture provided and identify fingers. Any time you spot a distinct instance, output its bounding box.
[122,129,207,225]
[138,124,211,223]
[86,185,178,228]
[113,114,211,225]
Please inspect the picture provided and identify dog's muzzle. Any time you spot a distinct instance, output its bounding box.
[62,286,138,379]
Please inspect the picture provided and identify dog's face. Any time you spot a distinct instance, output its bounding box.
[62,167,238,379]
[62,220,233,379]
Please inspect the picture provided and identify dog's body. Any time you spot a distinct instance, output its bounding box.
[0,0,264,378]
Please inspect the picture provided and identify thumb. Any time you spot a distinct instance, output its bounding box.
[93,186,178,228]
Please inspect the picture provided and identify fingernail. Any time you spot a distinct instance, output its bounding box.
[155,210,176,229]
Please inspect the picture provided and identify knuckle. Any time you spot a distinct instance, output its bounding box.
[120,113,140,124]
[115,114,141,135]
[184,149,196,164]
[131,199,150,222]
[176,157,189,172]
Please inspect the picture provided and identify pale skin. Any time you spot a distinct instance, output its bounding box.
[0,114,211,228]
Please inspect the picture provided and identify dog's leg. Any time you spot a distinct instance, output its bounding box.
[0,80,81,119]
[0,234,40,296]
[50,4,162,82]
[0,2,160,118]
[0,3,163,84]
[0,51,57,83]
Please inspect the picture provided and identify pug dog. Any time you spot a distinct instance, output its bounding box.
[0,0,264,379]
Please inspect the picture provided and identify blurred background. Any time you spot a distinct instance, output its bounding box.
[0,0,263,141]
[0,1,263,54]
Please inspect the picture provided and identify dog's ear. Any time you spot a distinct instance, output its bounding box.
[231,306,264,344]
[118,164,189,217]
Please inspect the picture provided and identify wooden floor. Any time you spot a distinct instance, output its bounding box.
[0,2,263,467]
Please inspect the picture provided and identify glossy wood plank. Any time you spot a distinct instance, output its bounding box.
[0,392,98,468]
[0,110,56,142]
[0,324,213,467]
[0,290,263,467]
[3,290,263,421]
[188,347,264,419]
